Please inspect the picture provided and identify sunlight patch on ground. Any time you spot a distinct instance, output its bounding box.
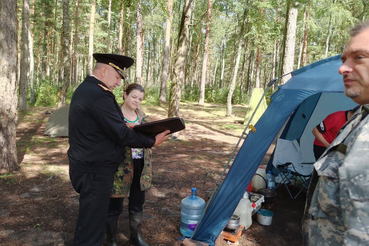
[20,164,69,180]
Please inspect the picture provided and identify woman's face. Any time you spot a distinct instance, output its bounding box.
[123,89,144,110]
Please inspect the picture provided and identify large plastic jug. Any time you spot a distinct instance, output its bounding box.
[252,166,266,192]
[234,192,252,229]
[180,188,205,237]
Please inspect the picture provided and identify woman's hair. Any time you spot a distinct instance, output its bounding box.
[124,83,145,95]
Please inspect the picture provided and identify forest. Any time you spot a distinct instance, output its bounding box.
[0,0,368,170]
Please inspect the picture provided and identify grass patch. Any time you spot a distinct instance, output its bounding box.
[0,172,17,185]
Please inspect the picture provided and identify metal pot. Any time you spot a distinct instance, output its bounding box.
[225,214,240,230]
[257,188,277,205]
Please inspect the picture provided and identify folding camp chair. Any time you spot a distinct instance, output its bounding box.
[272,139,313,199]
[275,162,312,199]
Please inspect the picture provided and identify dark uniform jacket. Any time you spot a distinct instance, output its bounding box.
[68,76,155,175]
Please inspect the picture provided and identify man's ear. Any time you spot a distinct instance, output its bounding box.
[101,66,107,78]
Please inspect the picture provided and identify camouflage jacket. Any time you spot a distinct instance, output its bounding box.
[111,109,153,198]
[302,105,369,245]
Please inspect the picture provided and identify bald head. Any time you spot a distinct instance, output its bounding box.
[92,63,122,91]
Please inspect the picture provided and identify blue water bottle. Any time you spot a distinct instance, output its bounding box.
[266,171,276,191]
[180,188,205,237]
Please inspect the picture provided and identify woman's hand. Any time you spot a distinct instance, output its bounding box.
[154,130,170,146]
[126,123,137,129]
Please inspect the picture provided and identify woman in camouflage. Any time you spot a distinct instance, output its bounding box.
[106,83,152,246]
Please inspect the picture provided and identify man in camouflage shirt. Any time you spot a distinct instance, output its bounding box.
[302,19,369,245]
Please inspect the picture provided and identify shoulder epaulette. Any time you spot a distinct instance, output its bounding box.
[98,84,111,92]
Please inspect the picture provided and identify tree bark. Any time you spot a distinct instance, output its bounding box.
[190,26,202,89]
[226,7,247,116]
[0,0,19,172]
[324,0,336,58]
[168,0,194,117]
[58,0,70,108]
[281,1,298,84]
[118,0,125,55]
[135,0,143,85]
[88,1,95,75]
[226,40,242,116]
[198,0,212,106]
[301,2,309,67]
[19,0,30,111]
[106,0,112,53]
[72,0,79,89]
[219,38,225,88]
[159,0,173,103]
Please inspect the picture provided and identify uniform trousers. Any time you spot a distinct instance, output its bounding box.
[313,144,326,161]
[70,167,116,246]
[107,158,146,223]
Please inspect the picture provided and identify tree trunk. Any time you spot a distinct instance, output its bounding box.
[41,0,52,80]
[226,7,247,116]
[88,1,95,75]
[0,0,19,172]
[281,1,298,84]
[226,41,242,116]
[72,0,79,89]
[212,56,219,87]
[255,44,262,88]
[159,0,173,103]
[118,0,125,55]
[301,2,309,67]
[29,0,35,103]
[324,0,336,58]
[106,0,112,53]
[198,0,212,106]
[135,0,143,85]
[58,0,70,108]
[19,0,30,111]
[190,26,202,89]
[219,38,225,88]
[29,27,35,103]
[168,0,194,117]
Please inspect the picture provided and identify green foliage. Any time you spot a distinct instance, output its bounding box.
[142,86,161,105]
[0,173,17,185]
[34,81,59,106]
[31,80,74,106]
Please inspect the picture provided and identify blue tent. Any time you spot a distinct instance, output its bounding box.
[192,55,357,245]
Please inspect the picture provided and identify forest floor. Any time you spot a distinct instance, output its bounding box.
[0,102,306,246]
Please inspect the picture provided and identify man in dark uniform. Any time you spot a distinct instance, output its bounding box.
[68,53,169,246]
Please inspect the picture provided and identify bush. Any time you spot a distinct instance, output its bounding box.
[34,82,59,106]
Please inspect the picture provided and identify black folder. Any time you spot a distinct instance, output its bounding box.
[133,117,185,136]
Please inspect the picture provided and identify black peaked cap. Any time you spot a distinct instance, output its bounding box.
[93,53,134,78]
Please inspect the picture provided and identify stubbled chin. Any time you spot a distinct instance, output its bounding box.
[344,87,360,98]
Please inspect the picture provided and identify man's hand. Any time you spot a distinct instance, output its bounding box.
[154,130,170,146]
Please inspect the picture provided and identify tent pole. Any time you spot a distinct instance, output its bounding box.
[191,72,291,239]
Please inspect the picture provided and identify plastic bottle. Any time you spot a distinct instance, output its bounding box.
[265,171,276,191]
[252,167,266,192]
[180,188,205,237]
[234,191,252,229]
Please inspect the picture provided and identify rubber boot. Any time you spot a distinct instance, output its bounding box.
[129,212,149,246]
[106,220,118,246]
